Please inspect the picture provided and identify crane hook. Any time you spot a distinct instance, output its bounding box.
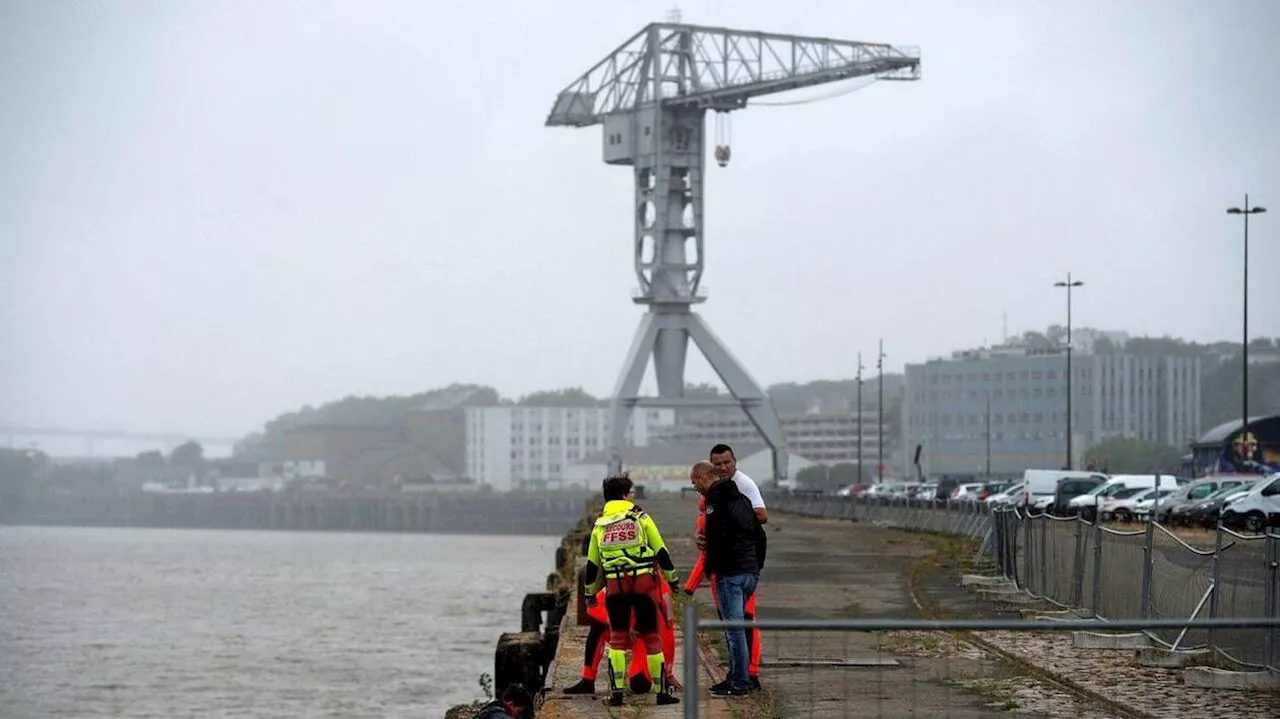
[713,111,731,168]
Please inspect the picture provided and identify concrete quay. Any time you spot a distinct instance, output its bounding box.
[456,491,1280,718]
[535,495,1064,718]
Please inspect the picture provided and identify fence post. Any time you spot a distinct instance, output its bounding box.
[1002,511,1014,580]
[1072,517,1086,607]
[1140,514,1155,619]
[991,511,1004,576]
[1092,520,1103,615]
[1023,510,1033,591]
[683,603,699,719]
[1208,525,1224,654]
[1034,514,1044,593]
[1266,530,1278,673]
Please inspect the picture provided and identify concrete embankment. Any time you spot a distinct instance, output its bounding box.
[450,492,1280,718]
[445,502,601,719]
[3,490,589,536]
[772,496,1280,719]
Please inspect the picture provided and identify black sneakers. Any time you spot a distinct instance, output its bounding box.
[656,692,680,705]
[562,679,595,695]
[709,681,749,697]
[748,677,762,692]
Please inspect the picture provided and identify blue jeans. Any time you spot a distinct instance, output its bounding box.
[714,573,759,690]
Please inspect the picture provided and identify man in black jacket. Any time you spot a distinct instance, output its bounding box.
[690,460,765,697]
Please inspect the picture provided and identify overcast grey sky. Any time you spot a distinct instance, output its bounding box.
[2,0,1278,438]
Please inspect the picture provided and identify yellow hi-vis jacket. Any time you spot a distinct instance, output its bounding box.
[585,500,677,594]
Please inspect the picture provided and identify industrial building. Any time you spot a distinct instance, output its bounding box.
[654,411,889,468]
[903,337,1201,476]
[464,406,675,490]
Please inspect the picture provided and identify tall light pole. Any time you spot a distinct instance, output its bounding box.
[1227,196,1266,447]
[856,352,864,486]
[877,338,886,482]
[1054,274,1084,470]
[985,391,992,479]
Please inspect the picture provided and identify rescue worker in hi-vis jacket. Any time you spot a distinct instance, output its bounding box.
[561,579,680,695]
[581,474,681,707]
[683,493,762,688]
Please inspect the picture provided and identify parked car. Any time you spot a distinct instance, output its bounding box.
[1097,486,1150,520]
[1028,494,1055,512]
[979,482,1011,501]
[1051,476,1106,516]
[1104,488,1176,522]
[950,483,986,502]
[1068,474,1181,522]
[1152,477,1248,524]
[934,477,961,501]
[1021,469,1110,509]
[985,482,1026,508]
[1220,473,1280,533]
[1180,483,1256,529]
[1127,488,1177,521]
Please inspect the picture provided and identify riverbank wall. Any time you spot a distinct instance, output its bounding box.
[1,490,591,536]
[445,499,601,718]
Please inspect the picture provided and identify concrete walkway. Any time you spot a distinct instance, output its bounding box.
[536,494,1032,718]
[538,494,738,718]
[539,620,740,719]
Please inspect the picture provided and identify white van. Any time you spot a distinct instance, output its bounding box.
[1220,473,1280,533]
[1067,474,1181,515]
[1021,469,1109,506]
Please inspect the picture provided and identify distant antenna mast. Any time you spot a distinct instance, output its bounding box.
[666,7,682,23]
[1002,311,1008,343]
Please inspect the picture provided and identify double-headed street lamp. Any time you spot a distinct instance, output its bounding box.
[877,339,886,482]
[1054,273,1084,470]
[1227,195,1267,443]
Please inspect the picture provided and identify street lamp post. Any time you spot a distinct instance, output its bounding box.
[877,338,886,482]
[856,352,864,486]
[1227,196,1267,445]
[1054,273,1084,470]
[985,392,992,479]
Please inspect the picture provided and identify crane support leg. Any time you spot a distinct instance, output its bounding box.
[606,308,790,482]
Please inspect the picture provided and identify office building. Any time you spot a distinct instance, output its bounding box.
[655,410,889,467]
[464,406,674,490]
[903,340,1201,476]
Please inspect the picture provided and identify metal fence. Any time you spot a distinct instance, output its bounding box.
[764,492,1280,674]
[680,614,1280,719]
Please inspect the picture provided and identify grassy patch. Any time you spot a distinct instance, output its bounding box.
[944,676,1020,709]
[1188,650,1250,671]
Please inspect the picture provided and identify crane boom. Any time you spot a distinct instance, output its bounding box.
[547,20,919,483]
[547,22,920,127]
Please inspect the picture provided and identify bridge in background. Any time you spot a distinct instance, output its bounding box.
[0,423,241,456]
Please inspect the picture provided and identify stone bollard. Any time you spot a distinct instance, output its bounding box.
[494,631,543,696]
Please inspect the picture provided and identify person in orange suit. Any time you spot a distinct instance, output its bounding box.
[563,575,681,694]
[683,494,762,689]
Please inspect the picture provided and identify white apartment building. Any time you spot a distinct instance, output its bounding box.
[465,406,675,490]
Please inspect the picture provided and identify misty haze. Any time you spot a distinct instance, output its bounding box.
[2,1,1279,718]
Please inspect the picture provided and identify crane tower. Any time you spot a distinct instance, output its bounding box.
[546,22,920,480]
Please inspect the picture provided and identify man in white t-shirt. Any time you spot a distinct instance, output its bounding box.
[710,443,767,525]
[699,443,765,691]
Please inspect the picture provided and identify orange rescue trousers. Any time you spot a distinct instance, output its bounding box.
[583,578,676,684]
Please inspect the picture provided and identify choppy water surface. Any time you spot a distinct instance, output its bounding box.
[0,526,558,718]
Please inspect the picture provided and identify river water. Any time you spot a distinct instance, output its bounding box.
[0,525,559,718]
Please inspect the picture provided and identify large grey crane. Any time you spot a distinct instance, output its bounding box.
[547,21,920,481]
